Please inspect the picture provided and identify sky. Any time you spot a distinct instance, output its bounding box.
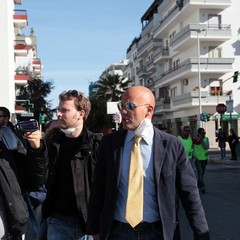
[18,0,154,108]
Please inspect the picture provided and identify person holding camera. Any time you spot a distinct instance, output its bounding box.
[0,106,48,240]
[42,90,102,240]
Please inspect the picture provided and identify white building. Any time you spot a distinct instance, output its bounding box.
[0,0,42,116]
[124,0,240,147]
[100,59,128,78]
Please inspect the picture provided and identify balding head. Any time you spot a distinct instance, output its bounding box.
[123,86,155,110]
[120,86,155,130]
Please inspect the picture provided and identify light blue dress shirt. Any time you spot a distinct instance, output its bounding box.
[114,127,160,223]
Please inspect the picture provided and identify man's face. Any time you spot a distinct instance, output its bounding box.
[119,93,150,131]
[0,111,8,127]
[56,99,81,129]
[183,127,190,136]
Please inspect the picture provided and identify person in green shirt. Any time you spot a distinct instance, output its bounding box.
[193,128,209,194]
[178,126,194,168]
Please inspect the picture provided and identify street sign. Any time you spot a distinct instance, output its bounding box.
[21,100,34,112]
[226,100,233,113]
[113,113,122,123]
[216,103,227,114]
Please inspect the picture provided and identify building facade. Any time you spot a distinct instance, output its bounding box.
[123,0,240,148]
[0,0,42,117]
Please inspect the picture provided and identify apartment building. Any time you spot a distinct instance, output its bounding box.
[0,0,42,117]
[124,0,240,147]
[100,59,128,78]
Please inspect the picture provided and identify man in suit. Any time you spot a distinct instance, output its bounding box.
[87,86,210,240]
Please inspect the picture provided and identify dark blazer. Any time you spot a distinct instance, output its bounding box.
[87,127,210,240]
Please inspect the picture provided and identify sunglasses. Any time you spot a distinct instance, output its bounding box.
[117,102,150,111]
[0,115,6,118]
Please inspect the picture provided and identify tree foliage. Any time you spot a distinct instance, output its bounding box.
[86,94,113,133]
[87,74,130,132]
[93,74,129,101]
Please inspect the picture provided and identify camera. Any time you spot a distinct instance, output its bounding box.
[16,120,39,133]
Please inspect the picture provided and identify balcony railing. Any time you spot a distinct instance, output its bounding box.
[154,0,231,37]
[170,23,231,50]
[14,74,29,81]
[172,91,230,108]
[13,10,28,28]
[155,97,171,112]
[154,48,169,63]
[14,41,29,56]
[154,57,234,87]
[138,38,162,57]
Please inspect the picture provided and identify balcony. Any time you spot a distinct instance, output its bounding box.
[154,57,234,87]
[145,58,155,72]
[32,58,42,69]
[14,42,29,56]
[138,38,162,58]
[15,74,29,85]
[154,48,169,64]
[170,23,232,51]
[154,0,231,37]
[172,91,230,109]
[155,97,171,113]
[136,66,148,78]
[13,10,28,28]
[14,0,22,5]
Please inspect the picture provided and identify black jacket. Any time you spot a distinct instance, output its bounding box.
[43,125,102,231]
[0,129,48,237]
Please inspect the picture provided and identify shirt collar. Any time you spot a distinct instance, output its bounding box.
[126,124,154,145]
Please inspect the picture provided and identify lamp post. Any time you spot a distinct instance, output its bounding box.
[192,28,205,128]
[196,29,202,128]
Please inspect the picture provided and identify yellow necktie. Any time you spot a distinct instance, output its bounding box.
[126,136,143,227]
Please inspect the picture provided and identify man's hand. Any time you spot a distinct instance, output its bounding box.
[23,130,41,149]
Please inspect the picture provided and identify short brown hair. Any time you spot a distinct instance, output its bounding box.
[59,90,91,121]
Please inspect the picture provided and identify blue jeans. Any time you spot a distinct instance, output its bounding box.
[25,204,47,240]
[220,147,226,160]
[47,217,92,240]
[195,160,208,189]
[108,221,163,240]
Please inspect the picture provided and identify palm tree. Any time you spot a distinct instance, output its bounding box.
[87,74,130,132]
[94,74,130,101]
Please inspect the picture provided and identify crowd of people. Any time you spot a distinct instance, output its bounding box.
[1,86,239,240]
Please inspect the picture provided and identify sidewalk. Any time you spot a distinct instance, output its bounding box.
[207,148,240,170]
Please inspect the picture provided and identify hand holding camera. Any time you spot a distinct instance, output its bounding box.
[16,120,39,133]
[16,120,41,149]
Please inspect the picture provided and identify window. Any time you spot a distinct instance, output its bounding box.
[209,47,222,58]
[170,87,177,97]
[209,79,222,96]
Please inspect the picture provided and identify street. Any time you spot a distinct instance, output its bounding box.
[179,150,240,240]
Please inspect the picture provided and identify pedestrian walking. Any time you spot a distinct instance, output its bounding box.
[178,126,194,168]
[87,86,210,240]
[193,128,209,194]
[42,90,102,240]
[217,128,227,160]
[227,128,239,160]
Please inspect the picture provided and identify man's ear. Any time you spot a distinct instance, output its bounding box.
[78,110,85,119]
[145,105,153,117]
